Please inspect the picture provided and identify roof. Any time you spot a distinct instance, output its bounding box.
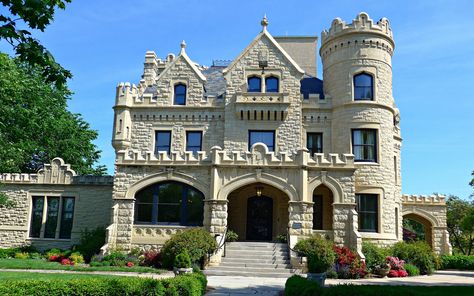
[202,66,226,98]
[300,77,324,99]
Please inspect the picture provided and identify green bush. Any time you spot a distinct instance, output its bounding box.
[174,251,192,268]
[225,230,238,242]
[294,235,335,273]
[391,241,437,275]
[284,275,322,296]
[161,228,217,269]
[69,252,84,264]
[441,255,474,270]
[0,248,19,259]
[103,251,128,267]
[275,234,287,243]
[0,272,207,296]
[404,263,420,276]
[362,242,388,272]
[14,252,29,260]
[76,227,106,263]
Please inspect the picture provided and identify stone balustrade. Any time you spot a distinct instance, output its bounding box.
[402,194,446,205]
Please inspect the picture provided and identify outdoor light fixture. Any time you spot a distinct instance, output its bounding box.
[258,50,268,74]
[256,186,263,197]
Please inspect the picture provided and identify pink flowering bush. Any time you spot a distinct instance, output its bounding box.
[333,246,367,279]
[60,258,74,265]
[386,256,408,278]
[126,261,134,267]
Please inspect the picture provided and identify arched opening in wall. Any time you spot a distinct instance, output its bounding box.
[402,213,433,247]
[134,181,204,226]
[227,183,289,241]
[312,184,334,231]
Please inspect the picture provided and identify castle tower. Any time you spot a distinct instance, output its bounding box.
[321,13,402,243]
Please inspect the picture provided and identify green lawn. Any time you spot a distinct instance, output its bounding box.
[0,259,163,273]
[323,285,474,296]
[0,271,124,281]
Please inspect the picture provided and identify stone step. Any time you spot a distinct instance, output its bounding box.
[226,242,287,248]
[217,262,292,269]
[225,249,288,255]
[221,258,290,265]
[225,245,288,251]
[224,252,289,259]
[204,268,297,278]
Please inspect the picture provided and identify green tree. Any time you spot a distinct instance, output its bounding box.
[0,0,72,87]
[0,53,106,175]
[446,195,474,255]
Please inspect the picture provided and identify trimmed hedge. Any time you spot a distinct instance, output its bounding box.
[362,242,388,272]
[0,272,207,296]
[441,255,474,270]
[285,275,322,296]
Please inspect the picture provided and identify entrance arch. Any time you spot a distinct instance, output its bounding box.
[402,212,434,247]
[312,184,334,231]
[227,183,290,241]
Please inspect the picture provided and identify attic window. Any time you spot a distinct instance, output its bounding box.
[247,76,261,92]
[174,83,186,105]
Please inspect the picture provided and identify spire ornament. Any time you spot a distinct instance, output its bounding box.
[180,40,186,54]
[261,14,268,31]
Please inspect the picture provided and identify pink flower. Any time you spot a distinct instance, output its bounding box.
[126,261,134,267]
[49,255,58,262]
[60,258,73,265]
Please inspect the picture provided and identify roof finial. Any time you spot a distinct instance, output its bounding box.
[180,40,186,53]
[261,14,268,31]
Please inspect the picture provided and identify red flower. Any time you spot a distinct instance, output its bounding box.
[388,269,399,277]
[49,255,58,262]
[397,270,408,277]
[60,258,74,265]
[126,261,134,267]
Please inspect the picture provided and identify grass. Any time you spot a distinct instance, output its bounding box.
[0,259,164,274]
[0,271,124,281]
[324,285,474,296]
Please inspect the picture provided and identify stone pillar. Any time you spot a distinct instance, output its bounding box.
[433,226,452,255]
[288,201,314,236]
[332,203,356,246]
[205,199,228,265]
[113,199,134,251]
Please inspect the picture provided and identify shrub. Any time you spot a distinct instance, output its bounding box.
[333,246,367,279]
[14,252,29,260]
[284,275,323,296]
[174,251,192,269]
[103,250,128,267]
[141,249,162,268]
[404,263,420,276]
[0,247,19,258]
[69,252,84,264]
[45,248,63,258]
[385,256,408,278]
[60,258,74,265]
[441,255,474,270]
[76,227,106,263]
[161,228,217,269]
[391,241,437,275]
[225,230,238,242]
[294,235,335,273]
[362,242,388,272]
[275,234,287,243]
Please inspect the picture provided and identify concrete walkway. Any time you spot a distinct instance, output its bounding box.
[0,268,175,279]
[205,270,474,296]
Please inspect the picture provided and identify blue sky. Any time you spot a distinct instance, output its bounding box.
[1,0,473,198]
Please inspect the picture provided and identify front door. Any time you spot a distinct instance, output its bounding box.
[246,196,273,241]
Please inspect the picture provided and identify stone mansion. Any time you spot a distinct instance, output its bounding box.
[0,13,451,264]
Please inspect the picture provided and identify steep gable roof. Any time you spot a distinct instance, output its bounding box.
[156,41,206,82]
[223,20,305,76]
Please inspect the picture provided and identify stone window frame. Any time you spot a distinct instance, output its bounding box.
[350,124,380,164]
[305,131,324,155]
[26,191,78,241]
[350,67,377,102]
[248,129,276,152]
[153,128,173,155]
[184,128,204,154]
[170,78,190,106]
[244,69,282,94]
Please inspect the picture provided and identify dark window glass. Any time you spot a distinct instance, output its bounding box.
[59,197,75,239]
[155,131,171,154]
[174,83,186,105]
[352,129,377,162]
[356,194,378,232]
[186,131,202,155]
[265,76,279,93]
[307,133,323,154]
[134,182,204,226]
[44,197,59,238]
[29,196,44,238]
[354,73,373,100]
[247,76,261,92]
[249,130,275,151]
[313,195,323,230]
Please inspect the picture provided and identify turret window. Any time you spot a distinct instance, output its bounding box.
[356,194,378,232]
[265,76,279,93]
[247,76,261,92]
[352,129,377,162]
[174,83,187,105]
[307,132,323,155]
[354,73,373,100]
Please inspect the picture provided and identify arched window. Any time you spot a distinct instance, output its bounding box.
[174,83,187,105]
[353,73,373,100]
[265,76,279,93]
[134,181,204,226]
[247,76,261,92]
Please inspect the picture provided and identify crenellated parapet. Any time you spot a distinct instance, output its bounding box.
[115,144,355,170]
[402,194,446,205]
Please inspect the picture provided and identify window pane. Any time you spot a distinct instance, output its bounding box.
[356,194,378,232]
[186,188,204,226]
[307,133,323,154]
[186,131,202,154]
[59,197,75,239]
[354,74,372,87]
[29,196,44,238]
[248,77,261,92]
[157,205,180,223]
[44,197,60,238]
[158,182,182,204]
[174,84,186,105]
[354,74,373,100]
[352,129,377,162]
[313,195,323,230]
[249,131,275,151]
[135,203,153,223]
[265,77,279,93]
[155,131,171,154]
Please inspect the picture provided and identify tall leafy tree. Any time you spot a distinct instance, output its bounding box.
[0,53,106,175]
[446,195,474,255]
[0,0,72,87]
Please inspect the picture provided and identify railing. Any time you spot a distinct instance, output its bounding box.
[207,227,228,263]
[287,226,303,264]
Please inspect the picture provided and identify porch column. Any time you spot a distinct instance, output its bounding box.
[204,199,228,265]
[288,201,314,236]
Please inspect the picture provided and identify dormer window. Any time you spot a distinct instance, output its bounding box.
[265,76,279,93]
[247,76,261,92]
[174,83,187,105]
[354,73,373,100]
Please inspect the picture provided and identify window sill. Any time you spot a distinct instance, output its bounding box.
[354,162,380,166]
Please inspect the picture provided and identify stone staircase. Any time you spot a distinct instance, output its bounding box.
[204,241,297,278]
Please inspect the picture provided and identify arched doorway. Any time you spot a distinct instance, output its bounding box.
[312,184,334,231]
[227,183,289,241]
[402,213,433,247]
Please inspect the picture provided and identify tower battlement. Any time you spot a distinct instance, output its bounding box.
[321,12,393,46]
